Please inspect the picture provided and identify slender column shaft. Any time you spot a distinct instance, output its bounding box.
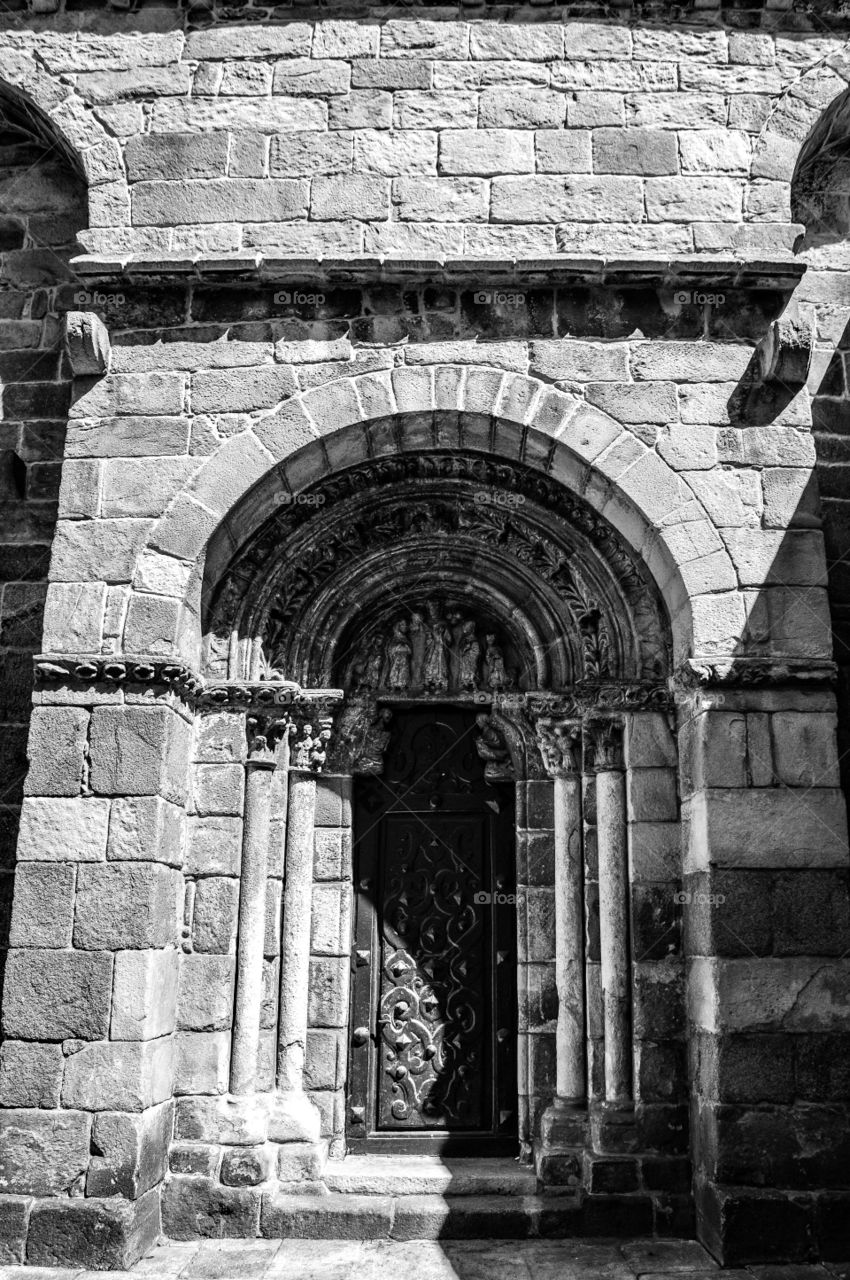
[596,765,631,1103]
[230,755,275,1094]
[277,770,317,1092]
[554,771,586,1102]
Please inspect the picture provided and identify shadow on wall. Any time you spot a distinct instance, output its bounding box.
[0,91,87,985]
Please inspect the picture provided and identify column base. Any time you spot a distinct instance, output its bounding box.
[536,1097,588,1188]
[269,1090,323,1145]
[590,1100,639,1155]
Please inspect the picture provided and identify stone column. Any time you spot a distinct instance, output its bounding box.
[534,716,587,1183]
[229,716,287,1095]
[587,719,632,1111]
[272,714,333,1145]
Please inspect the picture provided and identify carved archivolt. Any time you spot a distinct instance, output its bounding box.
[202,452,671,698]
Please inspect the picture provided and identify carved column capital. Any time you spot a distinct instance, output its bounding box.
[584,719,625,773]
[534,716,583,778]
[326,694,394,775]
[288,713,334,773]
[246,713,291,768]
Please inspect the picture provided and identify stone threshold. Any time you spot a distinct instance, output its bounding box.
[322,1154,538,1197]
[69,251,806,291]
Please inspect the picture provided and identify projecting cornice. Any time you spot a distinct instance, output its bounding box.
[69,252,807,293]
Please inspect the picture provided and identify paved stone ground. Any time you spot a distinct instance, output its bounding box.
[0,1239,848,1280]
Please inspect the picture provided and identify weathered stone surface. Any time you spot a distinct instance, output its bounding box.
[86,1102,172,1198]
[22,708,88,798]
[186,816,242,876]
[26,1187,160,1269]
[174,1031,230,1096]
[111,948,179,1040]
[61,1038,174,1112]
[107,796,184,867]
[73,864,182,950]
[1,950,113,1041]
[9,863,75,948]
[0,1110,90,1196]
[192,876,239,953]
[177,954,235,1031]
[162,1175,260,1240]
[0,1042,64,1109]
[90,706,189,803]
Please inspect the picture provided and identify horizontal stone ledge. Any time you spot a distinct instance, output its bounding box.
[677,656,837,689]
[68,251,807,293]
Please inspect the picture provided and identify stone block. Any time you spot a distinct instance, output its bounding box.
[162,1175,260,1240]
[310,882,351,956]
[304,1030,343,1091]
[23,707,88,798]
[2,949,113,1041]
[394,176,487,222]
[260,1191,392,1239]
[311,176,389,221]
[627,768,678,823]
[0,1109,90,1196]
[685,788,849,872]
[41,581,107,652]
[9,863,75,948]
[26,1187,160,1270]
[111,948,179,1040]
[307,957,349,1028]
[440,129,533,175]
[0,1196,31,1265]
[690,956,850,1034]
[220,1144,275,1187]
[593,127,678,175]
[169,1141,220,1176]
[175,1095,267,1146]
[107,796,184,867]
[126,131,228,182]
[193,764,245,817]
[73,863,182,950]
[174,1031,230,1095]
[61,1038,174,1112]
[0,1041,64,1108]
[770,712,840,788]
[186,816,242,876]
[70,372,184,421]
[277,1141,326,1183]
[87,1100,172,1198]
[529,339,628,383]
[645,177,742,222]
[90,706,190,803]
[192,876,239,953]
[133,179,308,225]
[191,366,296,414]
[195,712,247,765]
[177,954,235,1031]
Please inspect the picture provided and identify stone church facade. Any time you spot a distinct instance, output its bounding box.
[1,0,850,1271]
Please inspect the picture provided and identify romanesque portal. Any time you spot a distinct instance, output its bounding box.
[3,5,850,1269]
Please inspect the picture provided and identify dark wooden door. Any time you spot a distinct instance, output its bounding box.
[347,707,518,1155]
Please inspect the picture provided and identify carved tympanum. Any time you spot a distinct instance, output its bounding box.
[346,597,516,697]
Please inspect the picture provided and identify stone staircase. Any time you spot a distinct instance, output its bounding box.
[254,1155,661,1240]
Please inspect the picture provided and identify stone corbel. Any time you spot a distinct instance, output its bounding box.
[325,694,393,775]
[584,718,625,774]
[64,311,110,376]
[535,716,583,778]
[756,305,813,388]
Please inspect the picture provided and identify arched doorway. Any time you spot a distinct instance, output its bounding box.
[202,444,680,1184]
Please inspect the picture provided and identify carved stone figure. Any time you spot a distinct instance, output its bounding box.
[474,712,514,780]
[457,619,481,690]
[387,620,412,690]
[357,634,386,690]
[360,706,393,774]
[484,633,509,690]
[423,601,452,692]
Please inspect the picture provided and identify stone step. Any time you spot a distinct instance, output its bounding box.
[322,1155,538,1197]
[261,1191,583,1240]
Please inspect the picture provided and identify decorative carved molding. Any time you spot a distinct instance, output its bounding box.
[678,658,837,689]
[34,655,204,696]
[524,683,672,718]
[584,720,625,774]
[535,717,583,778]
[206,452,669,690]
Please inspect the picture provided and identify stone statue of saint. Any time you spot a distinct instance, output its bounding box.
[457,619,481,690]
[360,707,393,773]
[423,601,451,692]
[387,620,412,690]
[356,634,385,690]
[484,633,508,690]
